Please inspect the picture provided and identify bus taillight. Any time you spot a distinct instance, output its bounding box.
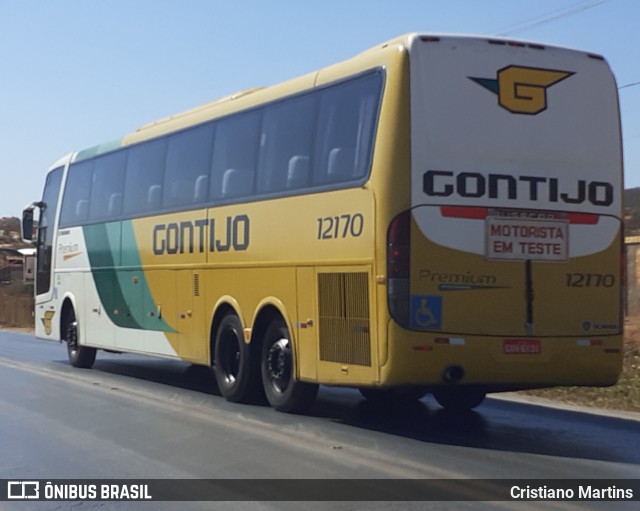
[387,211,410,278]
[387,211,411,326]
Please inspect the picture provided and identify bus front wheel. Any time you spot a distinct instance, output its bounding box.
[64,308,96,369]
[261,318,318,413]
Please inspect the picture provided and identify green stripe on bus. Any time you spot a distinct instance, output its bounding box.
[84,222,174,332]
[75,138,124,162]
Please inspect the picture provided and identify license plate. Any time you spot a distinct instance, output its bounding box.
[503,339,541,355]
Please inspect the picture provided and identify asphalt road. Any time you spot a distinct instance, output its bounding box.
[0,330,638,511]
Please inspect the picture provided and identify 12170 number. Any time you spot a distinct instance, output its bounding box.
[317,213,364,240]
[565,273,615,288]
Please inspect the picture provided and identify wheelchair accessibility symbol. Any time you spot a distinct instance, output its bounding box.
[410,295,442,330]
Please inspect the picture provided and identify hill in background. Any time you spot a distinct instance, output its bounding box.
[625,188,640,235]
[0,217,21,245]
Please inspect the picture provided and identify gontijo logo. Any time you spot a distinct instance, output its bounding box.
[470,66,573,114]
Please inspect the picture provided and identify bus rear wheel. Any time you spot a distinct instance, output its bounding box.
[64,308,96,369]
[261,318,318,413]
[214,314,261,403]
[433,387,486,412]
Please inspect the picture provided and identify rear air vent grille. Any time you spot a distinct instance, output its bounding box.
[318,272,371,366]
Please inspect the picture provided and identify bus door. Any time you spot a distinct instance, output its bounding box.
[24,161,65,340]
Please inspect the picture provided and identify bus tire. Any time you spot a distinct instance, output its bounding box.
[261,318,318,414]
[433,387,486,412]
[64,308,96,369]
[359,387,427,406]
[214,314,260,403]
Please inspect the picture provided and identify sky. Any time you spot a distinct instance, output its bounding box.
[1,0,639,217]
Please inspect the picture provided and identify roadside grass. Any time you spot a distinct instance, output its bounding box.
[520,322,640,413]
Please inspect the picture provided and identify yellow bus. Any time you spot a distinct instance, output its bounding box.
[23,34,623,412]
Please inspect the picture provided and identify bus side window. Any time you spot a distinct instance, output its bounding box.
[89,150,127,221]
[222,169,254,198]
[314,71,383,186]
[123,138,167,216]
[258,93,316,194]
[147,185,162,210]
[194,175,209,202]
[287,155,310,189]
[59,159,94,227]
[164,123,214,209]
[108,193,123,216]
[75,200,89,222]
[211,110,261,201]
[327,147,355,183]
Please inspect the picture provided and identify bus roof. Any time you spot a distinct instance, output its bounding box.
[70,32,606,163]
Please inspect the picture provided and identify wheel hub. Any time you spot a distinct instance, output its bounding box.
[67,321,79,353]
[267,338,291,392]
[220,331,240,383]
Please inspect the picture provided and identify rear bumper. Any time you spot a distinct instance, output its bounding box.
[379,320,623,390]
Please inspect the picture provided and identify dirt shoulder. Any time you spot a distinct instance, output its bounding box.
[520,317,639,413]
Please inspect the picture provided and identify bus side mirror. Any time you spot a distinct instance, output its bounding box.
[21,202,42,242]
